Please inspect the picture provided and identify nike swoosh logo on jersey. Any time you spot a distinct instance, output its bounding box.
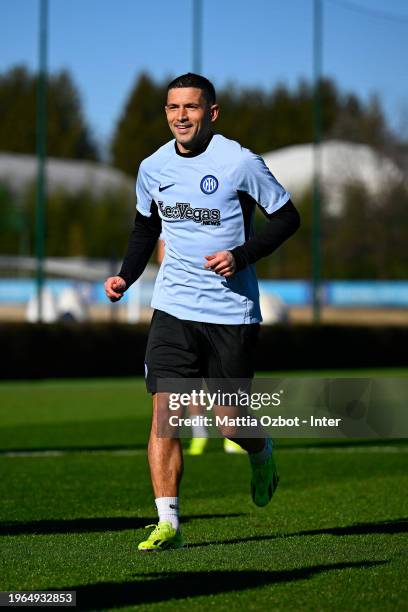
[159,183,175,192]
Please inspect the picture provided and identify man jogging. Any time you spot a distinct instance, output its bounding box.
[105,73,300,551]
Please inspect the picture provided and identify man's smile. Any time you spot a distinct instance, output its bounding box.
[175,124,192,132]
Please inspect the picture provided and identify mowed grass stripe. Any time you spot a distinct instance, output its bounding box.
[0,375,407,610]
[0,444,407,458]
[0,449,406,610]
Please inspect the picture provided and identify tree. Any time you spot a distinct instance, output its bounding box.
[111,73,168,176]
[47,71,98,159]
[330,93,388,150]
[0,183,23,254]
[323,183,380,279]
[0,65,98,160]
[9,181,134,259]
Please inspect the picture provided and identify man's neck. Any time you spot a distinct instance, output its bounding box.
[175,133,213,158]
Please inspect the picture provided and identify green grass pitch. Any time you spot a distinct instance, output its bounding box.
[0,373,407,611]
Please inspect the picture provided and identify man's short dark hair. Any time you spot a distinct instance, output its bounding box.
[167,73,216,105]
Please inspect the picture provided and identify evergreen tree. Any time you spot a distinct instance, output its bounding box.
[0,65,98,159]
[111,73,168,176]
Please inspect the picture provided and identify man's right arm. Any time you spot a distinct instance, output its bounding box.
[104,203,162,302]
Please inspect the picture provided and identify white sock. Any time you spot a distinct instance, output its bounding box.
[249,438,272,467]
[155,497,179,530]
[191,423,208,438]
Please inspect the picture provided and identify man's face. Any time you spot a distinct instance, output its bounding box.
[165,87,219,153]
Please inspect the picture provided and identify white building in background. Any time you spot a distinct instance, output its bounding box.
[0,152,133,196]
[263,140,405,215]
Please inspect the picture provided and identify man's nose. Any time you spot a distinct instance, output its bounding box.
[177,106,188,121]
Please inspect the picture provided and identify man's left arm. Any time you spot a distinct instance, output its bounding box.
[230,198,300,272]
[204,199,300,278]
[204,200,300,278]
[205,151,300,277]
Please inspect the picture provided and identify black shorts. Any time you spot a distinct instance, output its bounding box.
[145,309,260,394]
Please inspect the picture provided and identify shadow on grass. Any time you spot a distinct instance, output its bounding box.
[1,438,406,456]
[294,518,408,537]
[188,518,408,548]
[0,444,147,455]
[2,516,406,540]
[0,513,246,536]
[275,439,408,450]
[65,561,387,610]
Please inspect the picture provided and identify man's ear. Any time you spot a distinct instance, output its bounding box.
[210,104,220,122]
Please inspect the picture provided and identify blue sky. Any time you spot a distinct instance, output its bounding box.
[1,0,408,148]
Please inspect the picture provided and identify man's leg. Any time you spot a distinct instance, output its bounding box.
[204,321,279,507]
[148,392,184,497]
[138,392,184,551]
[213,403,279,508]
[140,310,200,550]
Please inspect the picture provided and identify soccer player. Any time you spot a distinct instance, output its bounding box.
[104,73,300,551]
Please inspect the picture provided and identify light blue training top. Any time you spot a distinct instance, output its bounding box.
[136,134,290,324]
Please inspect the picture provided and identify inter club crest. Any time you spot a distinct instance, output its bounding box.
[200,175,219,194]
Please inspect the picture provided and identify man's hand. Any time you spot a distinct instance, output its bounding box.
[104,276,127,302]
[204,251,236,278]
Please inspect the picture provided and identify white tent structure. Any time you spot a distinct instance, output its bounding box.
[0,152,133,196]
[263,140,405,214]
[26,287,58,323]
